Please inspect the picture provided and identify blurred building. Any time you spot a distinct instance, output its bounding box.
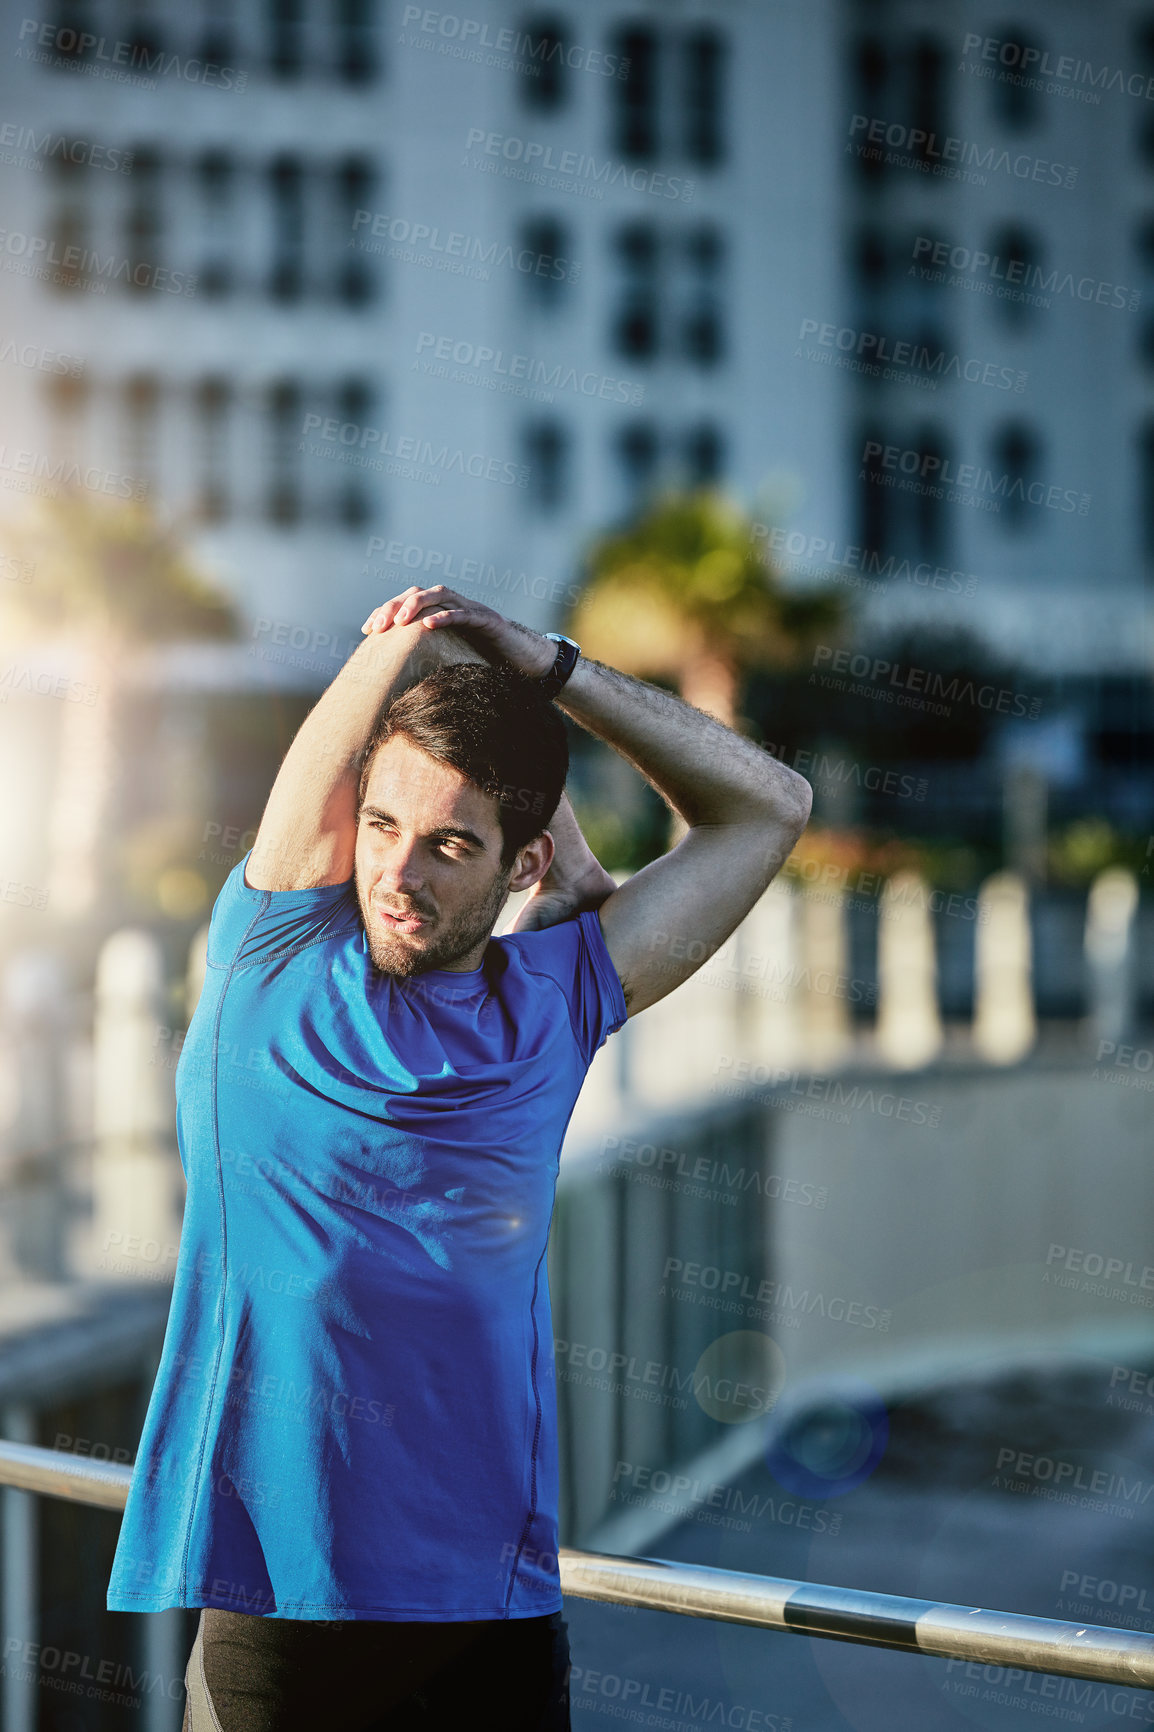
[0,0,841,652]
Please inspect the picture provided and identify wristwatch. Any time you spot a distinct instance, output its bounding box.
[538,632,581,700]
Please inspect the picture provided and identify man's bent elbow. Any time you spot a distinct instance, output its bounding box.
[771,767,813,838]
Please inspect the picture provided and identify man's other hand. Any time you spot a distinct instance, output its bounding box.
[361,586,555,680]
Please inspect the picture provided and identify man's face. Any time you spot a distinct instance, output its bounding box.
[354,734,517,977]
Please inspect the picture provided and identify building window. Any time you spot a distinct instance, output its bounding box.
[682,29,725,165]
[518,15,567,110]
[857,424,890,555]
[45,373,89,466]
[198,0,234,68]
[684,423,724,485]
[911,424,949,558]
[269,0,304,78]
[1139,421,1154,561]
[612,222,659,359]
[333,380,375,526]
[269,155,305,301]
[852,225,889,292]
[519,215,571,308]
[850,38,889,183]
[194,379,230,522]
[51,2,96,59]
[523,419,569,511]
[123,375,160,491]
[196,150,235,297]
[48,151,88,291]
[986,28,1043,129]
[989,223,1041,327]
[266,381,303,523]
[907,38,947,160]
[611,26,659,160]
[991,422,1041,531]
[123,0,162,62]
[337,0,377,82]
[680,224,724,364]
[617,421,659,512]
[335,158,376,304]
[124,146,162,294]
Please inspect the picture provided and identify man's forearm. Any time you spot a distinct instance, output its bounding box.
[556,657,810,831]
[247,623,483,890]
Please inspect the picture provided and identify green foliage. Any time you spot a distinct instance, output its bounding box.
[1047,818,1148,886]
[568,488,843,696]
[1,492,238,643]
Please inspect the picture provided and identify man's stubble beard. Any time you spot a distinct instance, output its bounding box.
[355,858,513,978]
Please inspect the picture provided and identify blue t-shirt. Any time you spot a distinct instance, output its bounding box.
[106,851,626,1621]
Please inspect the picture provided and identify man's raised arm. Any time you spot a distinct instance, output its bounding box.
[361,585,813,1013]
[554,659,811,1012]
[245,597,485,892]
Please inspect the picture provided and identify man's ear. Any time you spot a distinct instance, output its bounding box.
[508,831,554,893]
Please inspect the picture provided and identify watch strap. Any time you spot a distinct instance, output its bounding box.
[539,634,580,700]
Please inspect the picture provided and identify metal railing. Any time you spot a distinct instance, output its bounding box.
[3,1438,1154,1691]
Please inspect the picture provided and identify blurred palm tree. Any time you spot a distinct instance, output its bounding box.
[569,488,843,728]
[1,491,237,922]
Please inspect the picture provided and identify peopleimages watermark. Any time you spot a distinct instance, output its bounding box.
[663,1257,891,1335]
[992,1447,1154,1518]
[0,125,133,174]
[1091,1038,1154,1093]
[413,331,644,405]
[0,227,196,294]
[796,318,1027,394]
[810,643,1043,721]
[848,112,1078,188]
[299,414,528,488]
[861,438,1091,519]
[597,1132,830,1210]
[1107,1364,1154,1417]
[712,1057,943,1132]
[16,18,248,90]
[611,1460,843,1540]
[941,1659,1154,1723]
[462,127,695,202]
[0,661,100,705]
[961,31,1154,105]
[1057,1569,1154,1628]
[762,739,927,804]
[0,877,47,910]
[351,209,580,285]
[569,1667,792,1732]
[1043,1241,1154,1310]
[750,522,980,598]
[911,237,1140,314]
[0,338,84,375]
[0,444,146,503]
[365,536,584,608]
[399,8,629,79]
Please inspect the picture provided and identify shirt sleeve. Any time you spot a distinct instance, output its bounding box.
[501,909,628,1066]
[205,849,362,971]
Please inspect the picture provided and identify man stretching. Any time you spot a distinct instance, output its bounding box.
[106,584,812,1730]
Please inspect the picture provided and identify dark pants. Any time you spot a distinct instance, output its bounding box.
[181,1605,571,1732]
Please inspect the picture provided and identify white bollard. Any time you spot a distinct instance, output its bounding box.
[88,928,182,1283]
[0,952,72,1279]
[875,872,943,1070]
[798,883,852,1071]
[1084,867,1139,1049]
[973,871,1036,1065]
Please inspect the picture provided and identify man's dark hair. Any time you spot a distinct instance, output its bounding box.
[357,664,569,864]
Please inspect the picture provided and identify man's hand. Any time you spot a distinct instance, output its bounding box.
[361,586,556,679]
[505,794,617,934]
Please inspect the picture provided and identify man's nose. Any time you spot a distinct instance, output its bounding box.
[377,837,425,896]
